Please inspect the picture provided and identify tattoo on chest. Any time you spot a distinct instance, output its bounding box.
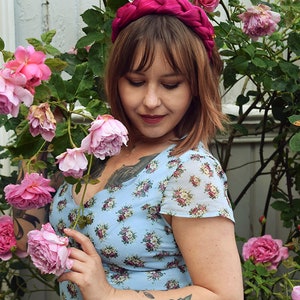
[104,153,158,188]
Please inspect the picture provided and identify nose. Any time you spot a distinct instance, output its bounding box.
[143,85,161,109]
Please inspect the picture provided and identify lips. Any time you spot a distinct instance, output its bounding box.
[141,115,165,124]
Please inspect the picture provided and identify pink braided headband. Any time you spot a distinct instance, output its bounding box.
[112,0,215,58]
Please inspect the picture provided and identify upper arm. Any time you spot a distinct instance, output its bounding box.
[13,206,49,251]
[172,216,243,300]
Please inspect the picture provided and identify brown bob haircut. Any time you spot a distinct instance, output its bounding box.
[105,14,226,155]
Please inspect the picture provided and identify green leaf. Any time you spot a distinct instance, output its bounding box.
[0,37,4,51]
[81,8,105,28]
[232,124,249,135]
[26,38,43,48]
[288,115,300,126]
[41,29,56,44]
[75,31,104,49]
[252,57,267,68]
[49,73,66,100]
[45,57,68,72]
[288,32,300,56]
[106,0,128,11]
[290,133,300,152]
[88,42,108,76]
[222,66,237,89]
[279,61,299,79]
[271,200,289,211]
[236,94,250,106]
[44,44,61,56]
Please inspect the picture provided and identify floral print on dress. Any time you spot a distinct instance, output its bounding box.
[49,142,235,299]
[56,219,66,235]
[101,246,118,259]
[143,231,161,252]
[200,162,214,177]
[165,279,180,289]
[189,175,201,187]
[95,224,109,240]
[57,199,67,211]
[173,164,185,178]
[109,266,129,285]
[119,227,136,244]
[124,255,145,268]
[147,270,164,281]
[173,188,193,207]
[102,197,115,211]
[133,179,153,197]
[167,158,180,169]
[145,160,159,173]
[204,183,219,199]
[142,204,161,222]
[84,197,96,208]
[189,204,207,217]
[117,205,133,222]
[67,282,78,298]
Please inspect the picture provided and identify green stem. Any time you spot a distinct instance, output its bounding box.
[71,154,94,229]
[26,140,48,173]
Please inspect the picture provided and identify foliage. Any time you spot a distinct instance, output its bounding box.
[0,0,299,298]
[211,0,300,298]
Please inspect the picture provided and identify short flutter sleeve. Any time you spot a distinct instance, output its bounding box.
[160,146,234,222]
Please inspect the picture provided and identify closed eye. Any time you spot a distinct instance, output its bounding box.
[126,77,144,87]
[162,82,180,90]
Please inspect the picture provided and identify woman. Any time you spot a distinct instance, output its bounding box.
[16,0,243,299]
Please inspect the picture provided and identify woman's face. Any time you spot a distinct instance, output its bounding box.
[118,46,192,141]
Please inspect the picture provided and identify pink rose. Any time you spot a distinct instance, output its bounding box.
[238,4,280,41]
[292,286,300,300]
[242,234,289,270]
[27,103,56,142]
[56,148,88,178]
[4,173,55,210]
[27,223,73,276]
[0,215,27,261]
[0,68,34,117]
[81,114,128,160]
[193,0,219,13]
[5,45,51,93]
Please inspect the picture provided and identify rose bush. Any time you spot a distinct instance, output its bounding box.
[0,0,299,298]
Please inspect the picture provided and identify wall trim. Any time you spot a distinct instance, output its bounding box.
[0,1,16,52]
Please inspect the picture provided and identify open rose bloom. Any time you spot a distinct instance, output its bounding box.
[27,223,73,276]
[242,234,289,270]
[4,172,55,210]
[56,147,88,178]
[80,114,128,160]
[27,103,57,142]
[5,45,51,94]
[0,68,34,117]
[0,215,27,261]
[238,4,280,41]
[193,0,219,13]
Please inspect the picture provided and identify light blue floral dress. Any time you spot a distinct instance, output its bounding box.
[49,142,234,299]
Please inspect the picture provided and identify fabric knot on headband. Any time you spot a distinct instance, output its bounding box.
[111,0,215,58]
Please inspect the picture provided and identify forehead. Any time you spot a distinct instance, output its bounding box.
[130,42,183,74]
